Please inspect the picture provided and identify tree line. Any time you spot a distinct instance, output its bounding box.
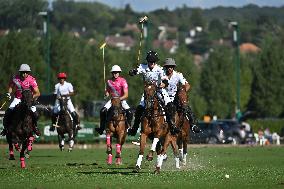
[0,0,283,119]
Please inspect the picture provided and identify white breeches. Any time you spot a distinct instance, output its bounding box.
[9,98,36,112]
[104,100,130,110]
[139,88,171,107]
[53,99,75,113]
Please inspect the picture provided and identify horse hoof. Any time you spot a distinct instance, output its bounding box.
[154,167,161,174]
[163,154,168,161]
[9,155,15,160]
[20,162,26,169]
[25,153,30,159]
[132,165,141,173]
[115,158,122,165]
[146,155,153,161]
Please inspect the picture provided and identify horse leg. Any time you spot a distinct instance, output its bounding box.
[20,142,28,168]
[68,132,74,152]
[7,135,15,160]
[27,136,34,152]
[146,137,159,161]
[182,135,188,166]
[115,131,124,165]
[177,134,184,162]
[106,134,112,165]
[170,135,180,169]
[134,133,147,172]
[58,134,64,151]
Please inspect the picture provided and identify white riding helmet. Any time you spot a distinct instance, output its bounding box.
[19,64,31,72]
[110,65,122,72]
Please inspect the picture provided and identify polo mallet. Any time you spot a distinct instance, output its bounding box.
[0,100,7,110]
[53,115,60,128]
[136,16,148,67]
[100,42,107,92]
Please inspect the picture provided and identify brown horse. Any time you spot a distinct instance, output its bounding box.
[7,89,35,168]
[54,96,75,152]
[105,97,127,165]
[134,82,180,173]
[175,85,192,166]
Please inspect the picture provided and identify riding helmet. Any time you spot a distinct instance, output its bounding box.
[146,50,159,62]
[57,72,67,79]
[19,64,31,72]
[110,65,122,72]
[163,58,176,67]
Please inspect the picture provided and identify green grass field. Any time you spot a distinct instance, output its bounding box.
[0,144,283,189]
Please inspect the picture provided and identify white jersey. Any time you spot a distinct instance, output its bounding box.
[54,81,74,99]
[53,81,75,113]
[136,63,166,84]
[165,70,188,97]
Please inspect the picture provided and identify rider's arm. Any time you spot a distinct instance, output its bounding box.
[120,89,128,101]
[120,79,128,101]
[184,83,190,92]
[33,87,40,100]
[7,86,13,94]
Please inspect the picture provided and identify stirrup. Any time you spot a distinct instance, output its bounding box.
[191,124,201,133]
[128,127,138,136]
[49,126,55,132]
[0,129,7,136]
[95,128,104,135]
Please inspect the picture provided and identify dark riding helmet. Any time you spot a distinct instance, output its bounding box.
[146,50,159,62]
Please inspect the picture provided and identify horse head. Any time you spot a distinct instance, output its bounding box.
[58,95,68,113]
[176,84,188,109]
[144,82,159,116]
[110,97,122,118]
[20,89,33,111]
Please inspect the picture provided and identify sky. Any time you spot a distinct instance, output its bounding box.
[75,0,284,12]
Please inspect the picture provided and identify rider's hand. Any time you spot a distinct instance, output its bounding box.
[5,93,11,100]
[159,83,166,88]
[129,69,138,76]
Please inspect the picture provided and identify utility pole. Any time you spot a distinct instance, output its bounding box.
[39,1,52,94]
[229,21,241,120]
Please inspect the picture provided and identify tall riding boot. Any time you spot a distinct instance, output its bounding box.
[95,107,107,135]
[128,105,144,136]
[165,102,180,135]
[50,113,58,131]
[186,106,201,133]
[32,111,41,136]
[0,109,13,136]
[125,109,133,127]
[71,111,81,131]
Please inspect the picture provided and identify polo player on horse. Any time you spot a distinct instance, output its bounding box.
[50,72,81,132]
[162,58,200,133]
[95,65,133,135]
[0,64,41,136]
[128,50,179,136]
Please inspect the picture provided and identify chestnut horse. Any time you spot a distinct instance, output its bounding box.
[54,96,75,152]
[7,89,35,168]
[105,97,127,165]
[134,82,179,173]
[175,85,192,165]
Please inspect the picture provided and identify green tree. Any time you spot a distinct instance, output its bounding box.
[200,46,235,118]
[248,33,284,117]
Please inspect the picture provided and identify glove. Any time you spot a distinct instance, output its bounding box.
[129,69,138,76]
[162,79,169,87]
[6,93,11,100]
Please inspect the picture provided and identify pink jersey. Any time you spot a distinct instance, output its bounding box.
[9,74,38,99]
[106,77,128,97]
